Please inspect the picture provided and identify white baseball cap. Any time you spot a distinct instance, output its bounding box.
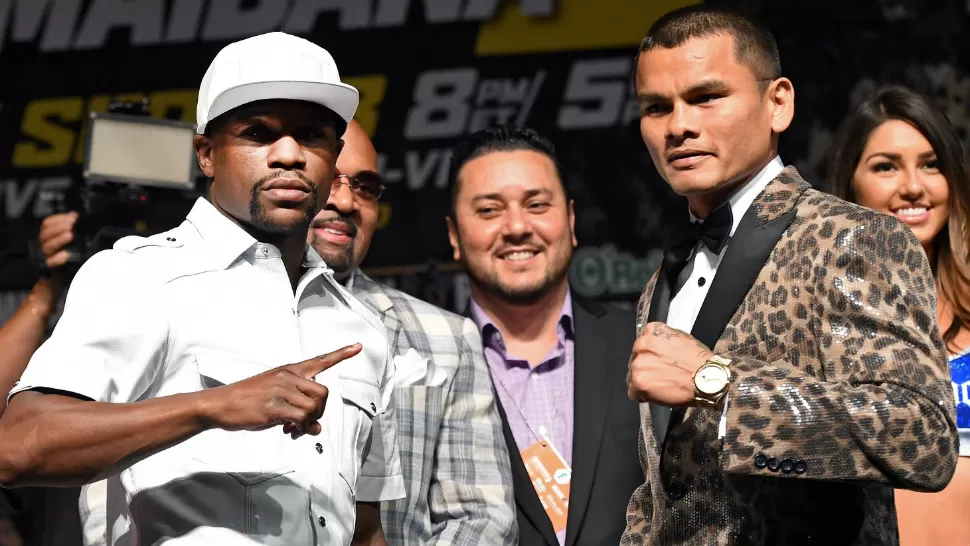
[196,32,359,135]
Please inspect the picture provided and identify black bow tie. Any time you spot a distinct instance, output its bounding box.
[662,204,733,286]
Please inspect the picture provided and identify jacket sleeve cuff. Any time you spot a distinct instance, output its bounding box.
[356,474,406,503]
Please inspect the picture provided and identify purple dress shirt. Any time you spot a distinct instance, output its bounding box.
[470,291,576,545]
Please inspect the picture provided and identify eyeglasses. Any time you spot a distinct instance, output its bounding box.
[332,172,386,202]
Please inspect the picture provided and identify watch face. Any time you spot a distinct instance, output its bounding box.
[696,364,729,395]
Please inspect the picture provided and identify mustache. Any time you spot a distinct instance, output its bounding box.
[311,212,358,238]
[252,170,316,192]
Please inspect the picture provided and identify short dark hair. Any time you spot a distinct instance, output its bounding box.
[447,125,568,219]
[634,6,781,86]
[828,84,970,351]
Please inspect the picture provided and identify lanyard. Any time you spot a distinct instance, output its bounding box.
[493,366,569,447]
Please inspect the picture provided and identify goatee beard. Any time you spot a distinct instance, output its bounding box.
[248,180,318,235]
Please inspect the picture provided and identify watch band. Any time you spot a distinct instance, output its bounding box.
[693,355,732,408]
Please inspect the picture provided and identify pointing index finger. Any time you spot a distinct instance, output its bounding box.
[295,343,362,378]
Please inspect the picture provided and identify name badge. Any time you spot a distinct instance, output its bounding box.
[520,439,571,534]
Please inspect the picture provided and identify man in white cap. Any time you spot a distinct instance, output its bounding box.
[0,32,405,546]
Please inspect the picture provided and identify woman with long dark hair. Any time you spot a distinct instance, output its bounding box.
[829,84,970,545]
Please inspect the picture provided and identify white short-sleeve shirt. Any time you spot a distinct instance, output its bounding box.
[10,198,405,546]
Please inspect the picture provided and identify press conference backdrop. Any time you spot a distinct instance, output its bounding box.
[1,0,968,320]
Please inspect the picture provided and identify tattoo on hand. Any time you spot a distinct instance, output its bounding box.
[651,323,679,340]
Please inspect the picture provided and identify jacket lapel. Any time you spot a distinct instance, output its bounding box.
[564,297,610,546]
[349,271,394,314]
[462,300,559,545]
[349,271,404,349]
[495,396,560,545]
[646,269,675,446]
[663,167,809,439]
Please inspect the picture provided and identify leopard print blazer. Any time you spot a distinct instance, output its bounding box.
[620,167,958,546]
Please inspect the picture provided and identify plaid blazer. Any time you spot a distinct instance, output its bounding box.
[350,271,518,546]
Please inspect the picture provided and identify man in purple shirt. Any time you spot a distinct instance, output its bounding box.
[445,125,644,546]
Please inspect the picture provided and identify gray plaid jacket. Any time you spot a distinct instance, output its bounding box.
[350,271,518,546]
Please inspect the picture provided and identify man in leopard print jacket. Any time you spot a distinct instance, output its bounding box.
[621,6,957,545]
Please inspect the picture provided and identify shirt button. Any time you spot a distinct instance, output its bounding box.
[698,277,707,287]
[318,516,326,528]
[315,443,323,454]
[780,458,795,474]
[370,402,377,412]
[754,453,768,468]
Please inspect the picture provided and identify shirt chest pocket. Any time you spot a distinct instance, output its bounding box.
[335,376,382,499]
[189,352,295,476]
[130,353,316,543]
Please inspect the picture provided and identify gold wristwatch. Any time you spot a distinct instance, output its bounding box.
[693,355,732,408]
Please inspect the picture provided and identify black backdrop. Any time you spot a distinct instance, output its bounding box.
[1,0,967,320]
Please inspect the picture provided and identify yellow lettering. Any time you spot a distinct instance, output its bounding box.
[150,89,199,123]
[13,98,85,168]
[377,203,392,230]
[344,75,387,138]
[476,0,700,56]
[85,94,113,116]
[16,90,202,169]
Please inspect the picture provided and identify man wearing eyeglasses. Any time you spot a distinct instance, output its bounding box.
[308,120,518,545]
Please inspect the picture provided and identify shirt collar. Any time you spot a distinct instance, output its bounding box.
[185,197,328,271]
[185,197,256,269]
[559,289,575,337]
[689,155,784,237]
[302,246,328,269]
[344,268,358,290]
[469,287,575,351]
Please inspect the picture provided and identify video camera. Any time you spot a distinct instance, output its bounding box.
[46,98,205,283]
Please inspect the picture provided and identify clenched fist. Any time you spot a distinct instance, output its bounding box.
[200,344,362,439]
[627,322,715,407]
[39,211,79,269]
